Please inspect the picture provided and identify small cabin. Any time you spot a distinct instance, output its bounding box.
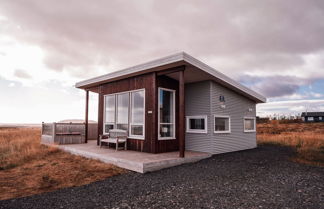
[76,52,266,157]
[301,112,324,123]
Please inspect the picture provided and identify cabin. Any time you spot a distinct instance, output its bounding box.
[76,52,266,157]
[301,112,324,122]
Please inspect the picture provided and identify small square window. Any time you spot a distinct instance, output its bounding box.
[214,115,231,133]
[308,117,314,121]
[244,117,256,132]
[186,116,207,133]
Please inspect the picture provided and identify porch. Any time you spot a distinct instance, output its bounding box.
[58,140,211,173]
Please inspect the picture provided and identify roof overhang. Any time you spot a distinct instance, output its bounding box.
[75,52,266,103]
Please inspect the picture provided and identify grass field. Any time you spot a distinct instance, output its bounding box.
[0,127,125,200]
[257,121,324,166]
[0,122,323,200]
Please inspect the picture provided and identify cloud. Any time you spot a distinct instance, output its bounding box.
[240,75,310,98]
[8,82,15,87]
[0,0,323,81]
[14,69,32,79]
[257,99,324,116]
[0,0,324,122]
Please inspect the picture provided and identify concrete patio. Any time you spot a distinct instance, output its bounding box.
[58,140,212,173]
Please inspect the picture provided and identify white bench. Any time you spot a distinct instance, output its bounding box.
[99,129,128,150]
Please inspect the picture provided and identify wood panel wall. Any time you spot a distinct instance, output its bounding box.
[97,68,182,153]
[156,75,180,153]
[98,72,156,153]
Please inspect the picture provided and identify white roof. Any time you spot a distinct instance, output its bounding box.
[75,52,266,103]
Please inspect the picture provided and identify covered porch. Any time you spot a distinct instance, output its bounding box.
[58,140,211,173]
[81,66,188,157]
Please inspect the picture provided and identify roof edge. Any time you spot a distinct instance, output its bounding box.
[75,51,266,103]
[75,52,185,88]
[182,53,266,103]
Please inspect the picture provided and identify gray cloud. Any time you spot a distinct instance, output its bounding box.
[240,75,311,98]
[1,0,324,82]
[14,69,32,79]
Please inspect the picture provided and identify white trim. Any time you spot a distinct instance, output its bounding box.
[243,117,256,133]
[158,87,176,140]
[103,88,145,140]
[76,52,266,103]
[214,115,231,134]
[186,115,208,134]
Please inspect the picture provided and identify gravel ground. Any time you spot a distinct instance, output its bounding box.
[1,145,323,209]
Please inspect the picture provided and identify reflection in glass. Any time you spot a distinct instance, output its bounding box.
[189,118,205,130]
[215,117,229,131]
[131,91,144,124]
[117,93,129,124]
[244,118,255,130]
[105,95,115,123]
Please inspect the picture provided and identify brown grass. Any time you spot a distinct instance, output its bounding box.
[0,127,125,200]
[257,121,324,167]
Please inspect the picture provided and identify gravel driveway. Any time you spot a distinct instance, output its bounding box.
[1,145,323,209]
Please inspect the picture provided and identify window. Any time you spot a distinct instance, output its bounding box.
[319,117,323,120]
[214,115,230,133]
[186,116,207,133]
[244,117,256,132]
[158,88,175,139]
[308,117,314,121]
[130,90,145,138]
[104,95,115,133]
[103,89,145,139]
[116,93,129,131]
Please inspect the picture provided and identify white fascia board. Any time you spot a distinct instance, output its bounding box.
[75,52,185,88]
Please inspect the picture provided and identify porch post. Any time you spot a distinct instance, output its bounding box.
[85,90,89,143]
[179,69,185,158]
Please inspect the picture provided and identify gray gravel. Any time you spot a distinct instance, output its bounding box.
[1,145,323,209]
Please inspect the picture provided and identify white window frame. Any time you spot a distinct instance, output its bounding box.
[243,117,256,133]
[214,115,231,134]
[103,88,145,140]
[186,115,208,134]
[158,87,176,140]
[129,89,145,139]
[308,117,314,121]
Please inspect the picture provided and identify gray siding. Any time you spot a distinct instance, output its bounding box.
[185,81,257,154]
[185,81,213,153]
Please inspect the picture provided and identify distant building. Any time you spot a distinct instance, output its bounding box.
[301,112,324,122]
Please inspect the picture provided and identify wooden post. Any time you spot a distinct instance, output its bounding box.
[152,72,157,153]
[97,86,102,146]
[41,122,44,135]
[85,90,89,143]
[179,69,185,158]
[53,122,56,143]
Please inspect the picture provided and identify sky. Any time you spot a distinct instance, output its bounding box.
[0,0,324,123]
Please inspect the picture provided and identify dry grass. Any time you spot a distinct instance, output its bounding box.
[257,121,324,167]
[0,127,125,200]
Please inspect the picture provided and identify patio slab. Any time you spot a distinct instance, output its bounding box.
[57,140,212,173]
